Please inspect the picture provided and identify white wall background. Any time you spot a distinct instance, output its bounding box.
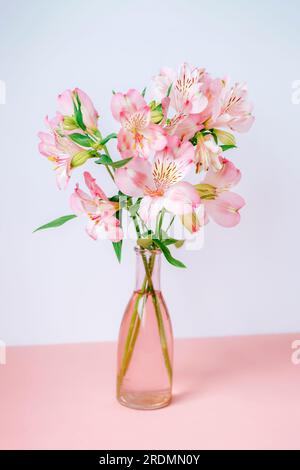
[0,0,299,345]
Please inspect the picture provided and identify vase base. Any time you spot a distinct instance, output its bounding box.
[117,389,171,410]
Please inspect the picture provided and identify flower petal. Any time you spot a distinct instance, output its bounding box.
[70,184,97,214]
[172,114,204,141]
[142,124,167,151]
[57,90,74,116]
[103,216,123,242]
[114,158,154,197]
[117,128,137,159]
[204,191,245,227]
[203,158,241,189]
[75,88,99,129]
[55,161,71,190]
[151,67,176,100]
[139,196,164,224]
[153,136,195,187]
[164,181,201,215]
[38,132,57,156]
[111,89,147,121]
[86,216,123,242]
[84,171,107,200]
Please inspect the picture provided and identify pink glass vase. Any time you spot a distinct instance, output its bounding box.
[117,247,173,410]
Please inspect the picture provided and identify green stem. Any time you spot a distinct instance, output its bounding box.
[93,130,115,181]
[165,214,175,234]
[117,256,152,394]
[140,251,173,384]
[117,218,173,395]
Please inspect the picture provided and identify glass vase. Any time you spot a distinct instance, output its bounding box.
[116,247,173,410]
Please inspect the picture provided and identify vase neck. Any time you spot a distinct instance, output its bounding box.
[135,248,161,292]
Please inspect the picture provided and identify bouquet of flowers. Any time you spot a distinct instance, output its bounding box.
[36,63,254,409]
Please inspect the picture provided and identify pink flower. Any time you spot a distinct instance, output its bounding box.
[70,172,123,242]
[206,81,254,132]
[195,133,223,173]
[57,88,99,130]
[38,132,83,189]
[111,89,166,159]
[152,63,208,115]
[163,108,204,141]
[198,158,245,227]
[114,136,201,229]
[193,74,224,126]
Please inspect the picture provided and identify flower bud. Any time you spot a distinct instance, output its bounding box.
[63,116,78,131]
[150,102,163,124]
[71,150,90,168]
[213,129,236,146]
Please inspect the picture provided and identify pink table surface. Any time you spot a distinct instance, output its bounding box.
[0,334,299,450]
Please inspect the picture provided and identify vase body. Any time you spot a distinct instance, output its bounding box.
[117,248,173,410]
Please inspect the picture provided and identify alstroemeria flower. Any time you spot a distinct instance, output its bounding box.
[111,89,167,159]
[70,172,123,242]
[193,74,224,126]
[152,63,208,115]
[57,88,99,131]
[161,101,204,141]
[195,133,223,173]
[114,136,201,229]
[206,81,254,132]
[197,158,245,227]
[38,132,83,189]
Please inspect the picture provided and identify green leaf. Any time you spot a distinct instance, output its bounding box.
[210,129,218,145]
[167,83,173,97]
[141,87,146,97]
[189,135,198,146]
[100,133,117,146]
[112,208,122,262]
[163,238,179,246]
[112,241,122,262]
[220,144,237,152]
[73,93,86,131]
[34,215,77,232]
[95,154,113,165]
[111,157,133,169]
[95,155,132,169]
[69,133,93,147]
[153,239,186,268]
